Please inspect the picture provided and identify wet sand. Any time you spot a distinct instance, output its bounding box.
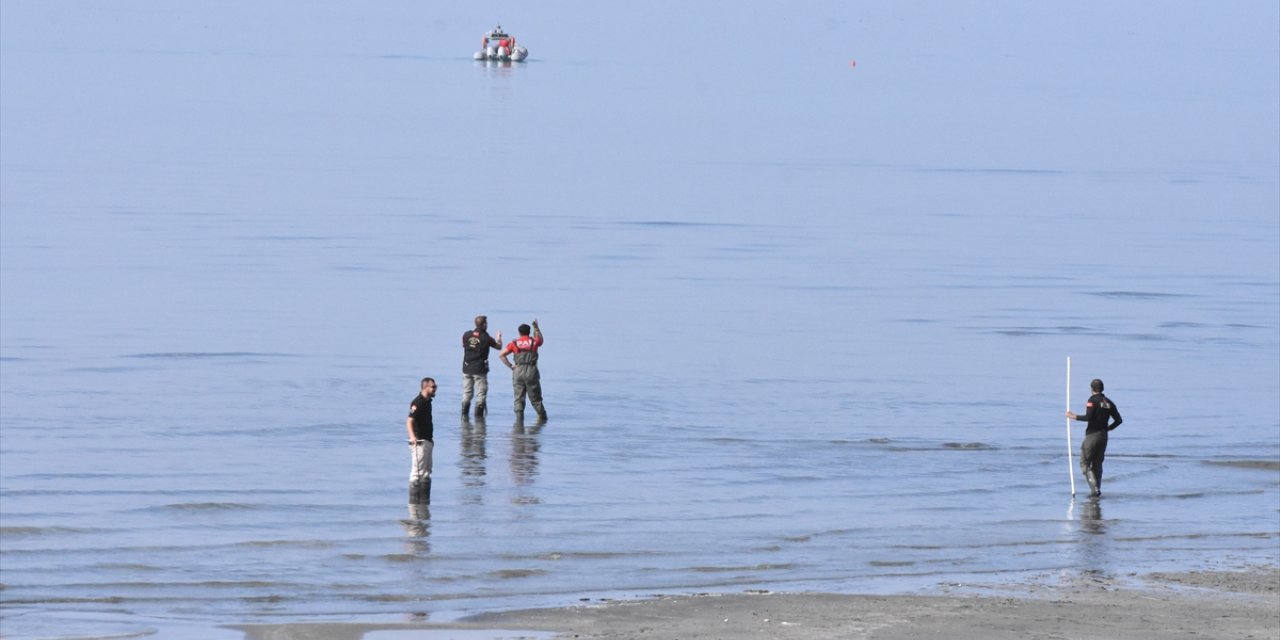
[1206,459,1280,471]
[232,566,1280,640]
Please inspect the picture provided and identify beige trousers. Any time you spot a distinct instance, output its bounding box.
[408,440,434,482]
[461,373,489,409]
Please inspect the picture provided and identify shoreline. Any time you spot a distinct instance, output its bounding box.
[232,566,1280,640]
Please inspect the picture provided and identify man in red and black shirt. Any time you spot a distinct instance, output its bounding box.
[1066,378,1123,498]
[500,319,547,421]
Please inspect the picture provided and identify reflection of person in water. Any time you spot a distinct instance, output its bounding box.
[401,504,431,555]
[1073,498,1109,572]
[1078,499,1105,535]
[510,415,545,496]
[459,415,488,502]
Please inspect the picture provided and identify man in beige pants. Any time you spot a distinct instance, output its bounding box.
[406,377,436,504]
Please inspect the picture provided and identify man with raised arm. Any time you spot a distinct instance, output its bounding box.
[461,315,502,418]
[499,319,547,421]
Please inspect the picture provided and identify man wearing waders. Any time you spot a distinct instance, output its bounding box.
[461,315,502,418]
[1066,378,1123,498]
[406,378,436,504]
[500,319,547,421]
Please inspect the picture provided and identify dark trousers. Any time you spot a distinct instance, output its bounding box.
[1080,430,1109,493]
[512,365,545,417]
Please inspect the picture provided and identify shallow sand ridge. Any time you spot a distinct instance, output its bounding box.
[234,566,1279,640]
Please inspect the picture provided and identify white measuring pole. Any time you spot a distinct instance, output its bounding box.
[1066,356,1076,497]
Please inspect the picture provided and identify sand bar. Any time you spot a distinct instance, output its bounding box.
[232,567,1279,640]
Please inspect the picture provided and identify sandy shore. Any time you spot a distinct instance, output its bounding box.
[232,566,1279,640]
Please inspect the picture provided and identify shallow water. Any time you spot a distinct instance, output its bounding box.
[2,2,1278,638]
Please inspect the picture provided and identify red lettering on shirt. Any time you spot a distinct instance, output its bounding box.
[508,335,543,353]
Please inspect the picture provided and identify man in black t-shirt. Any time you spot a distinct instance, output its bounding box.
[406,377,436,504]
[1067,378,1123,498]
[461,315,503,418]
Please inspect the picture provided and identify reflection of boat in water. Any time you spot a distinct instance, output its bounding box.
[473,25,528,62]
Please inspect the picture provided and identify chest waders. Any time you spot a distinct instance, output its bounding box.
[512,351,547,420]
[1080,430,1108,498]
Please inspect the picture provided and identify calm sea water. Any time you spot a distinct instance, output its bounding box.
[2,2,1278,638]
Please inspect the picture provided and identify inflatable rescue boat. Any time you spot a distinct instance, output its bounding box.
[474,25,528,62]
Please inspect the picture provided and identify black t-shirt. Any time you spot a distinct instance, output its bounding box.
[1077,392,1122,435]
[408,393,433,441]
[462,329,499,375]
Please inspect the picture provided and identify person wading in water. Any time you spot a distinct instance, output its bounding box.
[406,377,437,504]
[499,319,547,421]
[461,315,502,418]
[1066,378,1123,498]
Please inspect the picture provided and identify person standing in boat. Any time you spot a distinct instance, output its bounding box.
[499,319,547,421]
[1066,378,1123,498]
[461,315,502,418]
